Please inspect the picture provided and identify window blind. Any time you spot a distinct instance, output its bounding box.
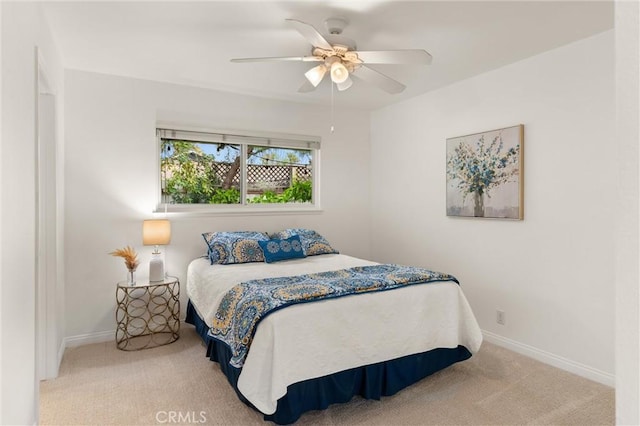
[156,128,320,150]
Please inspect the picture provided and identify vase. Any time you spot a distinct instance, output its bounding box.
[127,268,137,286]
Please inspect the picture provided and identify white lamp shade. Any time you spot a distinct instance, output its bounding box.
[304,64,327,87]
[330,61,349,83]
[336,76,353,91]
[143,219,171,246]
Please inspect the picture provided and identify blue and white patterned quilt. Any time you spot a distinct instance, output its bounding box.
[209,264,458,368]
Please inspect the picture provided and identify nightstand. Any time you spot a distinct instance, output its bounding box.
[115,276,180,350]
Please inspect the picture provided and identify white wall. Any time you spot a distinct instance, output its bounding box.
[0,2,64,424]
[370,31,615,383]
[36,6,66,383]
[615,0,640,423]
[64,70,371,339]
[1,2,4,417]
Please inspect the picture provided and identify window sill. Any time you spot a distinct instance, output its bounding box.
[154,203,323,217]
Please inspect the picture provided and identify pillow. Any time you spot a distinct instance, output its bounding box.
[202,231,269,265]
[258,235,307,263]
[271,228,338,256]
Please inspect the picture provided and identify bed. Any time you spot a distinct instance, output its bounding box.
[185,231,483,424]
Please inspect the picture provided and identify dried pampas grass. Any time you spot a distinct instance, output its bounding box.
[110,246,139,271]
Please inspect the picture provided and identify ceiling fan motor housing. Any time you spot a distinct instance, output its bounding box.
[323,17,356,51]
[324,17,348,34]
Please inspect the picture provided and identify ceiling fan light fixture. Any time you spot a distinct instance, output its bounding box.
[304,64,327,87]
[330,61,349,84]
[336,76,353,91]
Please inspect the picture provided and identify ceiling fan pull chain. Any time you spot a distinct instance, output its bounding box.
[330,82,335,133]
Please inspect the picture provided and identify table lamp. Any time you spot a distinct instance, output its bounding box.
[143,219,171,282]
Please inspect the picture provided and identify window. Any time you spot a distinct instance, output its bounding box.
[157,128,319,212]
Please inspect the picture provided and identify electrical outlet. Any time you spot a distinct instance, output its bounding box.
[496,310,506,325]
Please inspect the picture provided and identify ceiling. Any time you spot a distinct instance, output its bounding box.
[42,1,613,111]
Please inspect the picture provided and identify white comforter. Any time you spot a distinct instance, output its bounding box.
[187,254,483,415]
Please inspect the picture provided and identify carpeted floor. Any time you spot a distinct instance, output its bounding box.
[40,326,614,425]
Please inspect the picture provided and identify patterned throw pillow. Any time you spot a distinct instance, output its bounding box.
[258,235,307,263]
[271,228,338,256]
[202,231,269,265]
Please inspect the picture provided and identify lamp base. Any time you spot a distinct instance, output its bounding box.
[149,253,164,282]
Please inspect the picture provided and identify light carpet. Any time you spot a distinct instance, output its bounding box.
[40,326,614,425]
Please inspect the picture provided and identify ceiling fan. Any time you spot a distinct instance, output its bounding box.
[231,17,432,94]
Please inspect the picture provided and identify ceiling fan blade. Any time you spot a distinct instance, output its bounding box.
[298,80,317,93]
[286,19,333,50]
[231,56,323,63]
[354,49,433,65]
[352,65,406,94]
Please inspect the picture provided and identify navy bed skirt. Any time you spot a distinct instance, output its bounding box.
[186,301,472,424]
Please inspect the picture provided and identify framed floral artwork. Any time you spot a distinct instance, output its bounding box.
[446,124,524,219]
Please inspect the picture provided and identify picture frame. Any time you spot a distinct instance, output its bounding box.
[446,124,524,220]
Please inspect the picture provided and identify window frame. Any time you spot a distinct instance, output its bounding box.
[155,123,322,215]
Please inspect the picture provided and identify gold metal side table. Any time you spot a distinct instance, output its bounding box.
[116,276,180,350]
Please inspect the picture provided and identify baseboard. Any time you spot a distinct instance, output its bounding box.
[57,338,65,371]
[62,318,188,350]
[482,330,614,387]
[64,330,114,348]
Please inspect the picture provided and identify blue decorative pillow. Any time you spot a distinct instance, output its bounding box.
[258,235,307,263]
[271,228,338,256]
[202,231,269,265]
